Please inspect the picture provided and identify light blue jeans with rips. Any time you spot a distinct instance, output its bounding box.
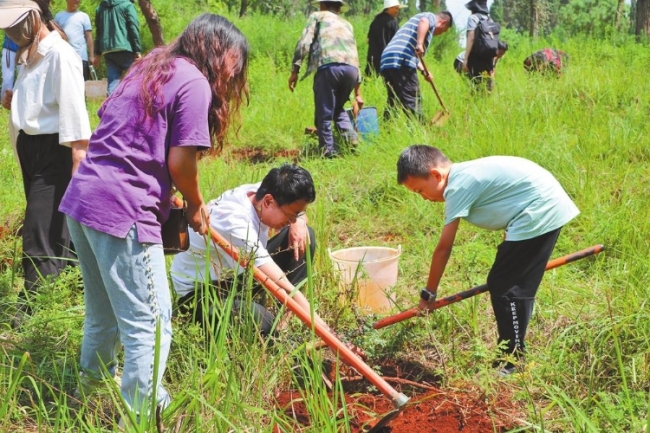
[67,218,172,413]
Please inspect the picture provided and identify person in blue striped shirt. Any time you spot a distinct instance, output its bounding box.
[379,11,452,121]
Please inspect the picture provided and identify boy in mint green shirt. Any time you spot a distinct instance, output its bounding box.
[396,145,580,375]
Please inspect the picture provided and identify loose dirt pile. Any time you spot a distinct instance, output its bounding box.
[274,358,523,432]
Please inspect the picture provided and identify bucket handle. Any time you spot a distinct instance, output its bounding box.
[329,246,401,254]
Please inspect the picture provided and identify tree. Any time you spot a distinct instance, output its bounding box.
[558,0,624,36]
[491,0,553,34]
[616,0,626,29]
[530,0,540,36]
[636,0,650,35]
[138,0,164,46]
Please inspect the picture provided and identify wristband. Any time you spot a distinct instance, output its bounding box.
[420,289,437,302]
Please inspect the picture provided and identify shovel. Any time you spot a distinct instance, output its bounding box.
[372,244,605,330]
[418,53,449,126]
[177,197,410,429]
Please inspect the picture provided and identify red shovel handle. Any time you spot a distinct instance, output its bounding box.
[372,244,605,330]
[183,203,409,409]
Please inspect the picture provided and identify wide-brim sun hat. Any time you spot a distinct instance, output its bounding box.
[312,0,350,13]
[383,0,408,9]
[464,0,489,14]
[0,0,40,29]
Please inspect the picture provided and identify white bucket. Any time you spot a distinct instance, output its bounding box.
[329,246,401,314]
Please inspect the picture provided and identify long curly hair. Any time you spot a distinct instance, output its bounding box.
[118,14,249,152]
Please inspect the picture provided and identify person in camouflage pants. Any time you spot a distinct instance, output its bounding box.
[289,0,363,158]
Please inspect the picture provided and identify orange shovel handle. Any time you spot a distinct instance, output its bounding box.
[372,244,605,330]
[172,194,408,409]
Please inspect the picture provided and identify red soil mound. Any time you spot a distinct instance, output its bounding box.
[274,358,522,432]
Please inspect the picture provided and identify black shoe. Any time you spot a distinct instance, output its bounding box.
[497,362,517,377]
[11,303,33,329]
[323,150,339,159]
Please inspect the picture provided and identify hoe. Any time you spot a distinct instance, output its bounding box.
[373,244,605,330]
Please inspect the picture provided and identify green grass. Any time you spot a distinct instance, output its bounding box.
[0,11,649,432]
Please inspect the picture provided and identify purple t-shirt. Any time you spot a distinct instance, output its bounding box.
[60,57,211,243]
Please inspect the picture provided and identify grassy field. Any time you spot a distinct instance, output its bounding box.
[0,9,649,432]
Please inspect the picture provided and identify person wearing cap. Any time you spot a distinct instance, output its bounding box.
[54,0,94,81]
[289,0,363,159]
[1,35,19,100]
[462,0,498,90]
[93,0,141,96]
[379,10,453,121]
[455,40,508,91]
[0,0,91,321]
[364,0,406,77]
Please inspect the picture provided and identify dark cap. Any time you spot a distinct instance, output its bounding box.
[465,0,489,14]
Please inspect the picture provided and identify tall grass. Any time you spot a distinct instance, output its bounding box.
[0,9,648,432]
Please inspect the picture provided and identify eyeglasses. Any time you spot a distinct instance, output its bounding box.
[277,204,306,223]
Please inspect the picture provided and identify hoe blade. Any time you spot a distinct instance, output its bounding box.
[430,110,449,127]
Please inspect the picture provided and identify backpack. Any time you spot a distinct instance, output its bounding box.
[471,15,501,59]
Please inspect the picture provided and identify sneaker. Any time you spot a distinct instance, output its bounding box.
[11,304,32,329]
[492,358,519,377]
[497,363,517,377]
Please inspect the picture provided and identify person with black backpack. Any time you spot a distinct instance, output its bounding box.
[462,0,501,91]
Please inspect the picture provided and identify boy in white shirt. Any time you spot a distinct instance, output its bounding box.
[172,164,357,352]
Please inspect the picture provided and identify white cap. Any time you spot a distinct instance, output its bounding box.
[383,0,407,9]
[0,0,39,29]
[312,0,350,12]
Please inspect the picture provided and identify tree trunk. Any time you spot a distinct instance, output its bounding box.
[239,0,248,17]
[529,0,539,37]
[616,0,625,30]
[433,0,441,11]
[636,0,650,36]
[138,0,164,46]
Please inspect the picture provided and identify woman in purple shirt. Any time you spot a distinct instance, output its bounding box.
[59,14,249,422]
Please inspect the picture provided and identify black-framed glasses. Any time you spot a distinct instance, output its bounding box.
[278,205,306,223]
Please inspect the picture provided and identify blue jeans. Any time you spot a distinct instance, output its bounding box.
[104,51,136,96]
[67,218,172,413]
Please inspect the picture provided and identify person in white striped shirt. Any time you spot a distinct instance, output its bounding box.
[379,11,452,121]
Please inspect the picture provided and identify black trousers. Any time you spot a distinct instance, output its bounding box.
[486,228,561,357]
[82,60,90,81]
[16,131,75,295]
[178,225,317,337]
[467,57,495,92]
[381,67,422,121]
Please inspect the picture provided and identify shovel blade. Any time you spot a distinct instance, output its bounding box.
[430,110,449,127]
[363,408,402,433]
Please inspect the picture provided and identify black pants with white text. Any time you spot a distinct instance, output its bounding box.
[486,228,562,358]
